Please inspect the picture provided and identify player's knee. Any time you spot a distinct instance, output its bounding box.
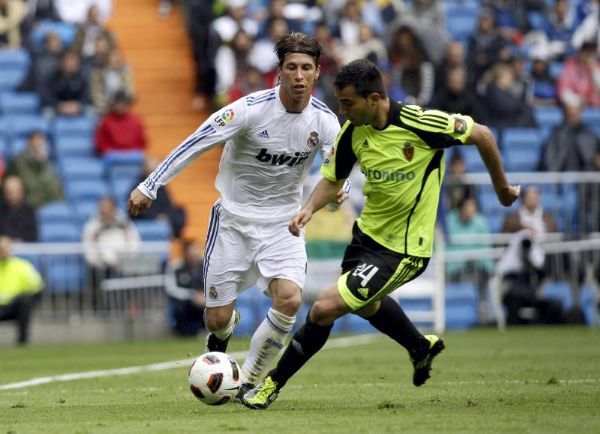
[273,290,302,316]
[309,299,338,325]
[204,310,231,332]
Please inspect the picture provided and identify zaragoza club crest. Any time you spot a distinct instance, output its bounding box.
[403,142,414,162]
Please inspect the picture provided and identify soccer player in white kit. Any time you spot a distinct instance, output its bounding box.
[128,33,341,398]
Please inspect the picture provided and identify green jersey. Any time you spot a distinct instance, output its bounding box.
[321,101,474,257]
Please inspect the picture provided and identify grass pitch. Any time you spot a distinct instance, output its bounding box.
[1,327,599,433]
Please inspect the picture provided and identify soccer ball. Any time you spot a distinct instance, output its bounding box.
[188,352,241,405]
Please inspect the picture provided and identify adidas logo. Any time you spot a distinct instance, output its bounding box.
[362,139,369,148]
[257,129,270,139]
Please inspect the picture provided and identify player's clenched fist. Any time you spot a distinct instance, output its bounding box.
[289,208,313,237]
[128,188,153,216]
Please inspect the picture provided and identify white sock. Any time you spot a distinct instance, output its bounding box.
[204,310,238,352]
[241,308,295,384]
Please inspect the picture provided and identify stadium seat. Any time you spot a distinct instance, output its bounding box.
[8,137,28,157]
[446,14,478,43]
[501,127,544,151]
[103,151,144,182]
[39,221,81,242]
[111,177,136,209]
[581,108,600,127]
[44,258,85,294]
[3,114,50,139]
[73,200,99,224]
[0,137,7,159]
[461,146,486,172]
[534,106,563,129]
[37,201,73,223]
[54,136,94,159]
[29,20,77,51]
[52,115,97,138]
[505,148,540,172]
[542,281,573,310]
[65,179,109,202]
[0,92,40,114]
[60,157,104,181]
[0,49,30,91]
[549,61,563,79]
[580,285,596,325]
[134,220,172,241]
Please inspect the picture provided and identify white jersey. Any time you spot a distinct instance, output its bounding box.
[139,87,340,222]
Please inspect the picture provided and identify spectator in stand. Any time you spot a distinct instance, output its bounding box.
[21,0,60,39]
[332,0,362,49]
[215,29,254,107]
[541,0,576,60]
[227,65,266,103]
[0,153,4,179]
[571,0,599,50]
[501,185,557,236]
[90,48,135,114]
[387,25,435,106]
[0,0,27,48]
[212,0,258,44]
[185,0,219,111]
[130,155,186,238]
[165,240,206,336]
[82,196,140,309]
[529,46,558,106]
[433,65,477,118]
[248,16,288,85]
[445,197,494,321]
[557,40,600,107]
[0,176,38,242]
[258,0,299,39]
[434,41,466,93]
[95,91,147,156]
[44,50,91,117]
[0,236,43,345]
[5,131,63,208]
[55,0,111,24]
[80,33,114,82]
[20,31,64,98]
[397,0,447,65]
[466,9,510,90]
[540,102,600,172]
[443,150,476,212]
[72,4,116,60]
[337,22,387,66]
[479,63,536,129]
[313,21,341,110]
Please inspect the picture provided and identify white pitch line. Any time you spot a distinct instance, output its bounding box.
[0,334,381,391]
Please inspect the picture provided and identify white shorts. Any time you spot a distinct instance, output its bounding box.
[203,201,307,308]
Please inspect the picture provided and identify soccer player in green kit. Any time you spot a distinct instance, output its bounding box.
[243,59,520,410]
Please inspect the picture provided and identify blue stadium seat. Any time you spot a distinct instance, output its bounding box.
[65,179,109,202]
[505,148,540,172]
[52,115,97,138]
[73,200,99,225]
[501,127,544,151]
[29,20,77,51]
[0,49,30,91]
[446,14,478,43]
[542,281,573,310]
[60,157,104,181]
[549,61,563,79]
[581,108,600,127]
[462,145,486,172]
[3,114,49,139]
[134,220,172,241]
[534,106,563,129]
[0,137,7,159]
[45,258,85,294]
[8,137,28,158]
[445,282,479,329]
[580,285,596,325]
[54,136,94,158]
[103,151,144,180]
[39,221,81,242]
[0,92,40,114]
[37,201,73,223]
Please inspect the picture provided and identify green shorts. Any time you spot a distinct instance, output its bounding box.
[337,223,429,311]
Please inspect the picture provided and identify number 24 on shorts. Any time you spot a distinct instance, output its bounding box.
[352,264,379,286]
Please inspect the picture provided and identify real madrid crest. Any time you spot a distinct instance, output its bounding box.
[402,142,414,162]
[307,131,319,148]
[209,286,218,300]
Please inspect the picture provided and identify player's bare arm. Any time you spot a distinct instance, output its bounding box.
[469,123,520,206]
[128,188,153,216]
[289,177,345,236]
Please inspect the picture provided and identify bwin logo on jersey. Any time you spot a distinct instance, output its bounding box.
[255,148,311,166]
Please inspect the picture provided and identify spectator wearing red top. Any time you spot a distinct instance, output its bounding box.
[95,92,147,156]
[557,41,600,107]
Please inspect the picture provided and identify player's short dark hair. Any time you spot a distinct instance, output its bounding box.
[334,59,387,98]
[274,32,322,67]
